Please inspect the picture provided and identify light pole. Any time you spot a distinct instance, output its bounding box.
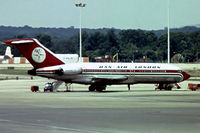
[167,0,170,63]
[75,3,86,62]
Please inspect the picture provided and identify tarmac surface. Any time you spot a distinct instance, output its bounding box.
[0,77,200,133]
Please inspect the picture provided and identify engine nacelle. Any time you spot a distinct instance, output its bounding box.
[55,67,82,75]
[35,65,82,76]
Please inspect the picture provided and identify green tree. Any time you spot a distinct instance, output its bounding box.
[35,34,53,50]
[157,34,167,62]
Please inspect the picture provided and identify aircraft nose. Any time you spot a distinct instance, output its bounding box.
[182,71,190,81]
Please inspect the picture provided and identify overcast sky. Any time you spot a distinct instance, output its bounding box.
[0,0,199,30]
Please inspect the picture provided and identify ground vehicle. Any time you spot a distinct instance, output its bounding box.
[188,83,200,91]
[31,86,39,92]
[44,83,53,92]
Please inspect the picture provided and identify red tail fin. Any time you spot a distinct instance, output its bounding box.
[4,38,64,69]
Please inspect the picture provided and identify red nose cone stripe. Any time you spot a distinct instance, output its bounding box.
[182,72,190,81]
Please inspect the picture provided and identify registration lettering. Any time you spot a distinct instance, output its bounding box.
[135,66,161,69]
[99,65,128,69]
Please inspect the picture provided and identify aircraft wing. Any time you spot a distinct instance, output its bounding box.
[92,76,128,83]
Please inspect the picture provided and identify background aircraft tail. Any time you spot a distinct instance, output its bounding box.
[4,46,13,59]
[4,38,64,69]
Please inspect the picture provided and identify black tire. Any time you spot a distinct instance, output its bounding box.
[96,87,103,92]
[89,85,95,91]
[166,86,172,91]
[95,85,106,92]
[50,87,54,92]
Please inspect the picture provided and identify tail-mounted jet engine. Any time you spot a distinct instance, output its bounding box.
[55,67,82,75]
[28,66,82,76]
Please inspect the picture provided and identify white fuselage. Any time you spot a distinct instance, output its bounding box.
[35,62,185,85]
[0,55,6,62]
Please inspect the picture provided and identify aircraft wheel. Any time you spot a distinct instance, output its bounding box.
[89,84,106,92]
[96,87,103,92]
[96,85,106,92]
[166,84,173,91]
[157,83,173,91]
[89,85,95,92]
[166,87,172,91]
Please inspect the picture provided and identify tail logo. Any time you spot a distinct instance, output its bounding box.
[32,47,46,63]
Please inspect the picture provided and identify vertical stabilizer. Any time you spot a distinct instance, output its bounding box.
[5,46,13,59]
[4,38,65,68]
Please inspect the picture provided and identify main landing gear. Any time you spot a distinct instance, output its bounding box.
[89,84,106,92]
[89,84,131,92]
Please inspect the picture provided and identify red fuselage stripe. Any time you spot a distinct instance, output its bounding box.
[83,69,180,73]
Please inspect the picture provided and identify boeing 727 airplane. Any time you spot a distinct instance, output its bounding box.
[3,38,190,91]
[0,46,13,62]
